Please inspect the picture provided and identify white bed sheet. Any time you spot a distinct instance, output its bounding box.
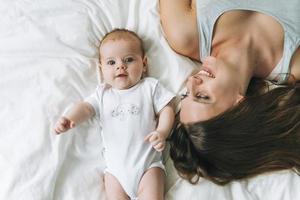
[0,0,299,199]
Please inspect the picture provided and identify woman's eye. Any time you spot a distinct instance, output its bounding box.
[180,94,187,100]
[124,57,134,63]
[196,93,210,100]
[107,60,115,65]
[180,91,189,100]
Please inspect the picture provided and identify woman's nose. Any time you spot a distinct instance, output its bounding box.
[186,76,202,95]
[189,75,203,85]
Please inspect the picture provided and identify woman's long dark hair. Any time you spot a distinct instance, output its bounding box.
[169,80,300,185]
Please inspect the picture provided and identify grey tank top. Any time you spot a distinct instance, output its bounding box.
[196,0,300,83]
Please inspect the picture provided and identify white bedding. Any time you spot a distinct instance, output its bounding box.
[0,0,299,199]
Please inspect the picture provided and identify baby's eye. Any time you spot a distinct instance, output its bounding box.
[107,60,115,65]
[124,57,134,63]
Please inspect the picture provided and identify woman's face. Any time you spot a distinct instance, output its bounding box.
[180,57,244,124]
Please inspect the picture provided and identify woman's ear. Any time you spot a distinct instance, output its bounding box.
[234,94,245,105]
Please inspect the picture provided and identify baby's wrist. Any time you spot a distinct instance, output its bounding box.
[155,129,168,140]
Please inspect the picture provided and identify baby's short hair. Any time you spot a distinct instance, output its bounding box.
[99,28,145,57]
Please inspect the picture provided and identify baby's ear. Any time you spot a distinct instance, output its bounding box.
[143,56,148,72]
[143,56,147,65]
[98,57,102,69]
[98,59,103,70]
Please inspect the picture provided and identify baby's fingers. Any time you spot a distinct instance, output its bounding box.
[145,135,160,147]
[70,121,75,128]
[54,117,74,134]
[55,124,67,134]
[59,117,69,125]
[154,142,165,152]
[144,132,154,142]
[145,131,160,142]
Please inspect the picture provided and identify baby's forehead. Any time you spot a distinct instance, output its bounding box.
[101,32,141,45]
[100,37,141,54]
[99,31,144,57]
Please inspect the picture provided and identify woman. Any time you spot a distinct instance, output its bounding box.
[160,0,300,185]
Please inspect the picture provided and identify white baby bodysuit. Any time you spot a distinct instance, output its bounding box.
[85,77,175,199]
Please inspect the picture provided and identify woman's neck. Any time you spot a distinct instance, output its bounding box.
[211,36,259,95]
[210,10,284,80]
[211,27,284,95]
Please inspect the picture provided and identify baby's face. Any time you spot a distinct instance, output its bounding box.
[99,39,146,90]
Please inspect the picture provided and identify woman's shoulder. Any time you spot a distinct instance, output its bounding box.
[289,47,300,83]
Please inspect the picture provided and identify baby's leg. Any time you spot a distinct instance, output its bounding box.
[104,172,130,200]
[137,167,165,200]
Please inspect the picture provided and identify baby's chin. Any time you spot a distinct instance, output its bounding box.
[113,81,137,90]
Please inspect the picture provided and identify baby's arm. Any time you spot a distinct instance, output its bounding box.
[145,101,175,152]
[54,102,95,134]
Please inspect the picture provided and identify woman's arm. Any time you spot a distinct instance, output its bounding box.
[159,0,200,60]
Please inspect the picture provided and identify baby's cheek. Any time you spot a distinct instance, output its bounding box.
[132,67,144,77]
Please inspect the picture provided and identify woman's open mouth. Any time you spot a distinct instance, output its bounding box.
[197,68,215,78]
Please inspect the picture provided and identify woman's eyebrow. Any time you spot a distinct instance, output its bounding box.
[192,97,211,104]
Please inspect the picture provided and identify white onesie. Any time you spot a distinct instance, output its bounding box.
[85,77,174,199]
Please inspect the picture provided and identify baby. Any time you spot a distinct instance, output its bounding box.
[54,28,175,200]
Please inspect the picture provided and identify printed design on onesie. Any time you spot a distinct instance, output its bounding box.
[111,103,140,120]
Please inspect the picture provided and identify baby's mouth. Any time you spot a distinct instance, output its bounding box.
[116,74,128,78]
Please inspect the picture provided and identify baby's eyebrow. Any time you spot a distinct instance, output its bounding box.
[105,57,114,60]
[123,54,136,57]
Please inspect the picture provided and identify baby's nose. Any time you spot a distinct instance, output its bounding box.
[117,62,126,70]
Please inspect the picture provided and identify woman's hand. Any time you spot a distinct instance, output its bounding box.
[54,116,75,134]
[144,131,167,152]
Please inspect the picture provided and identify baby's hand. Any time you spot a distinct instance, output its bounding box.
[54,116,75,134]
[144,131,166,152]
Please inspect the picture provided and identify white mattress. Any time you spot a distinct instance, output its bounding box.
[0,0,299,199]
